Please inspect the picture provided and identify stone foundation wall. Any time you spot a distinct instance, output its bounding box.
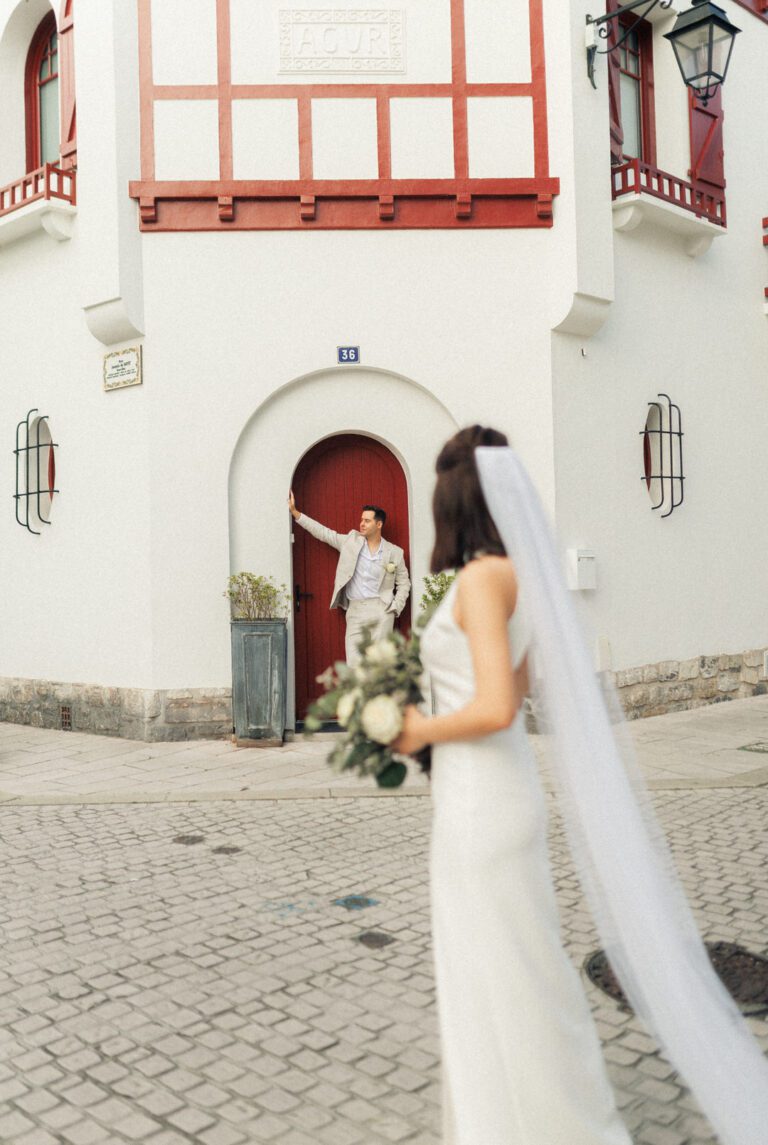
[613,649,768,719]
[0,679,233,741]
[1,648,766,741]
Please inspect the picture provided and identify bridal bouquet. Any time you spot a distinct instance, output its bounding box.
[304,625,426,788]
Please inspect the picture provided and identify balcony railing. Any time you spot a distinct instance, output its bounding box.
[612,159,725,228]
[0,164,77,219]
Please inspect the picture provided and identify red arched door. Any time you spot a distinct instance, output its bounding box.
[292,434,411,720]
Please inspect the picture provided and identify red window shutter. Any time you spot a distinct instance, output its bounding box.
[607,0,624,163]
[47,445,56,499]
[688,89,725,192]
[59,0,76,169]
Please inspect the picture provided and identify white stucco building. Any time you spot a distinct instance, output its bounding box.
[1,0,766,740]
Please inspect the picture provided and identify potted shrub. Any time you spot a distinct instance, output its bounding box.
[225,573,291,745]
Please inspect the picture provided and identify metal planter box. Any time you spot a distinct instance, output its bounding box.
[230,619,287,745]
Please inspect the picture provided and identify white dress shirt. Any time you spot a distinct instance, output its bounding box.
[346,542,383,601]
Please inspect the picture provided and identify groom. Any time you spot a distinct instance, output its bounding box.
[288,492,411,665]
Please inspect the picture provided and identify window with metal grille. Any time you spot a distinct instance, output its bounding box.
[641,394,684,518]
[14,410,59,535]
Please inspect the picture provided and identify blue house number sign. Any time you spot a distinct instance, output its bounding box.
[337,346,360,364]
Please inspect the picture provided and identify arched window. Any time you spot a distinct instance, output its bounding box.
[14,411,59,535]
[641,394,684,518]
[25,11,59,172]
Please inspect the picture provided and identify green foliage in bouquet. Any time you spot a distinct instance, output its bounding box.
[224,573,291,620]
[419,570,457,622]
[304,625,426,788]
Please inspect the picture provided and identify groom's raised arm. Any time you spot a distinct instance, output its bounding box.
[288,491,346,552]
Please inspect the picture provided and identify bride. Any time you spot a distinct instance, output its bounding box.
[393,425,768,1145]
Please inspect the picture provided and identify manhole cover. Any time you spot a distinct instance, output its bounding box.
[172,834,205,846]
[585,942,768,1016]
[358,931,395,949]
[333,895,379,911]
[212,845,242,855]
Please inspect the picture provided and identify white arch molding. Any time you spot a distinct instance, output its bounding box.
[228,365,459,726]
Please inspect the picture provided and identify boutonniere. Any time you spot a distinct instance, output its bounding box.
[385,561,396,574]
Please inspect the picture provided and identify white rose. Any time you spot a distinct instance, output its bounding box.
[360,695,403,744]
[336,689,360,728]
[385,561,396,574]
[365,639,397,666]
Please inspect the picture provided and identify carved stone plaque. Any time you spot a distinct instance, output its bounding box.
[279,9,405,73]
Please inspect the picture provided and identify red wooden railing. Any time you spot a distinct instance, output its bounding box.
[0,163,77,219]
[612,158,726,227]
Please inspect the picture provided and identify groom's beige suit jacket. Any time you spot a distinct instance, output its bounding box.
[296,513,410,614]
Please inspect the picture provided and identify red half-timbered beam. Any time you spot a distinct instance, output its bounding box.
[152,82,535,101]
[130,0,558,232]
[530,0,551,179]
[216,0,233,182]
[125,194,557,231]
[450,0,469,180]
[376,96,391,181]
[297,97,313,182]
[137,0,155,182]
[129,177,559,198]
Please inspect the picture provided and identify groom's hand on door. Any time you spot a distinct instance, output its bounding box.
[288,490,301,520]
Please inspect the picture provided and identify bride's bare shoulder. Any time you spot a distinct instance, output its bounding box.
[458,556,517,606]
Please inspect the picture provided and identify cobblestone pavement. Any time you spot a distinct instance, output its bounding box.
[0,786,766,1144]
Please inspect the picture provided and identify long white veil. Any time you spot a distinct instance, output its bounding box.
[476,446,768,1145]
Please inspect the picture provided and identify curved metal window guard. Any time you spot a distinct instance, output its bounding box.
[641,392,684,518]
[14,409,58,535]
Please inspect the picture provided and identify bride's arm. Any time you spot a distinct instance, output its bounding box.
[393,557,528,755]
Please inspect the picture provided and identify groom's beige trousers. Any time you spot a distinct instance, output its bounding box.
[345,598,395,666]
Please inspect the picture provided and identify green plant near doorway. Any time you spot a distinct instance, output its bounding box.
[226,572,290,744]
[224,573,290,620]
[419,570,457,622]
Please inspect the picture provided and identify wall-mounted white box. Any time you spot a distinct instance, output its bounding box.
[566,548,596,591]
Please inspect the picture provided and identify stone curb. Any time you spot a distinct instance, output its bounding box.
[0,785,431,806]
[1,764,767,807]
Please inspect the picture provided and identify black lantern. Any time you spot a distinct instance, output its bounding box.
[586,0,739,100]
[664,0,740,104]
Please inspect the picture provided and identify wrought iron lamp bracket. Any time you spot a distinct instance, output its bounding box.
[586,0,673,88]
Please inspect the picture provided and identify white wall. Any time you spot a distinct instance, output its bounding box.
[552,7,768,672]
[138,223,560,692]
[0,228,154,685]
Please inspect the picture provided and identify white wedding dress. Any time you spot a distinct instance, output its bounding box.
[421,576,632,1145]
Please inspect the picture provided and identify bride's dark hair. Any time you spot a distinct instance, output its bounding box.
[430,425,509,573]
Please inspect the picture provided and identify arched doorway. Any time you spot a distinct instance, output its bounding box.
[292,434,411,719]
